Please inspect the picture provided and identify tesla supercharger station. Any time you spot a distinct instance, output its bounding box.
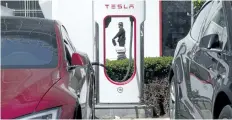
[93,0,146,116]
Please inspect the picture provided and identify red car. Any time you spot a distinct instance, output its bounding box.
[1,16,95,119]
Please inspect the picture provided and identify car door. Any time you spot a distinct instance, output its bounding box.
[189,1,226,119]
[78,54,94,118]
[178,1,214,119]
[61,26,92,118]
[60,26,81,95]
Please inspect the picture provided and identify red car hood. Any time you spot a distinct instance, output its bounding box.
[1,68,58,119]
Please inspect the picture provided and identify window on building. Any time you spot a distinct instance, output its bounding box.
[162,1,191,56]
[1,0,44,18]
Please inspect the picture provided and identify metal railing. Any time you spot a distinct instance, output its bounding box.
[2,0,43,18]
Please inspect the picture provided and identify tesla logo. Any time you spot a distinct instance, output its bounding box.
[105,4,134,9]
[117,87,123,93]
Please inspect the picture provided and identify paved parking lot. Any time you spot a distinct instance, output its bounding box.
[95,107,169,119]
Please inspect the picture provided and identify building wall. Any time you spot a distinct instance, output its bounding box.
[162,1,191,56]
[38,0,52,19]
[1,5,14,16]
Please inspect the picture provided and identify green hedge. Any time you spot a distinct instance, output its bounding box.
[105,56,173,83]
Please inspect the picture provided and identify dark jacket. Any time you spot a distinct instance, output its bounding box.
[113,28,126,46]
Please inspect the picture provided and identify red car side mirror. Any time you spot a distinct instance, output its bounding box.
[71,53,84,66]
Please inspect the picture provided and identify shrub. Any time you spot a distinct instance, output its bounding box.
[142,77,170,117]
[193,0,205,15]
[144,57,172,82]
[105,59,135,82]
[105,56,173,83]
[105,56,173,117]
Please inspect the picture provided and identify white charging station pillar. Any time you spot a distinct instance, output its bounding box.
[93,0,145,105]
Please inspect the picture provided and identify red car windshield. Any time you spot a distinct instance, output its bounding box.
[1,18,58,69]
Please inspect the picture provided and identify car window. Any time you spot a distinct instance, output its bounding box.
[203,7,225,34]
[1,32,58,68]
[64,39,74,66]
[60,26,75,66]
[201,6,227,50]
[212,8,225,27]
[190,2,213,41]
[61,26,76,51]
[61,27,69,43]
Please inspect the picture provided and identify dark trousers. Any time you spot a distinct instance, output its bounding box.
[112,39,125,47]
[118,38,125,47]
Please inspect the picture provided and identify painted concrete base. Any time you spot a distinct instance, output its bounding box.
[95,108,169,119]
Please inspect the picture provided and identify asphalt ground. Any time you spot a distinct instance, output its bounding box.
[95,107,169,119]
